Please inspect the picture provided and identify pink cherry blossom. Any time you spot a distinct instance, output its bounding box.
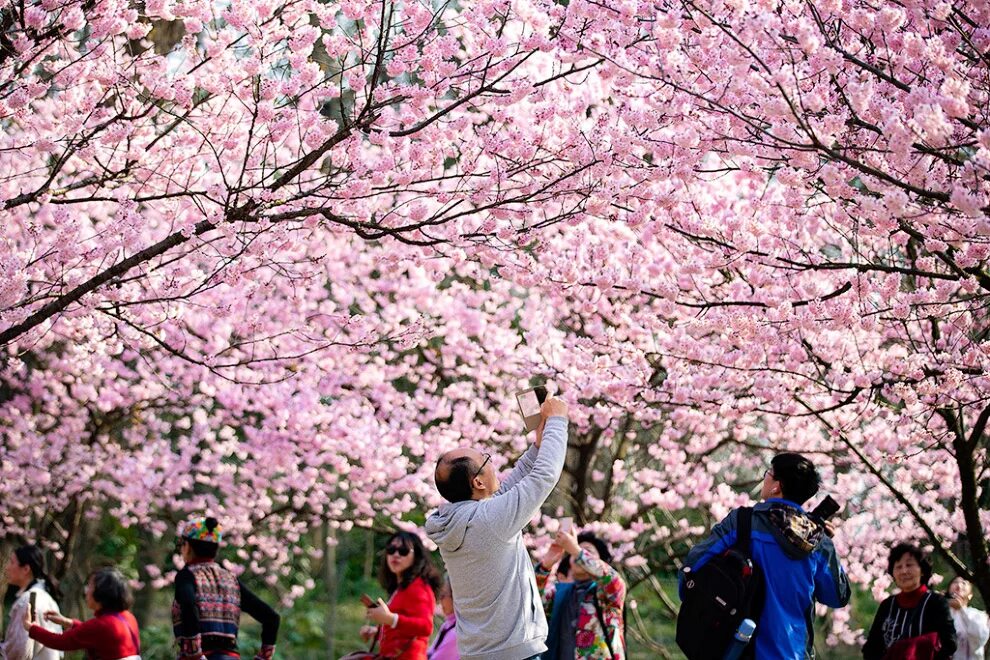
[2,1,990,651]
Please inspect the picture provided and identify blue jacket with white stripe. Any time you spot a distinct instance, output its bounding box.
[680,499,851,660]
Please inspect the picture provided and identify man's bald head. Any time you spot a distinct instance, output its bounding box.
[435,448,484,503]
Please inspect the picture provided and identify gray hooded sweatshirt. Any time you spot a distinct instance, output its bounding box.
[425,416,568,660]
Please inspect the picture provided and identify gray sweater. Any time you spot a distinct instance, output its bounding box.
[425,416,568,660]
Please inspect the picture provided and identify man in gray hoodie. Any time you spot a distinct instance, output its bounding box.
[425,397,569,660]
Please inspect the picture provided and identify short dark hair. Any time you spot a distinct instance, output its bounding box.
[435,455,478,503]
[378,531,442,594]
[89,568,133,612]
[770,453,821,504]
[187,538,219,558]
[887,543,933,587]
[577,532,613,564]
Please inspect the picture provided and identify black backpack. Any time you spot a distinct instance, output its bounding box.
[675,507,766,660]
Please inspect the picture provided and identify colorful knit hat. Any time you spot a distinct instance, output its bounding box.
[178,516,222,545]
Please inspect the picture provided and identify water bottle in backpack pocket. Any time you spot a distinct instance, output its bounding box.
[675,507,766,660]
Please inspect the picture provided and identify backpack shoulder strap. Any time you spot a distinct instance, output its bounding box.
[589,584,617,660]
[111,612,140,652]
[735,506,754,554]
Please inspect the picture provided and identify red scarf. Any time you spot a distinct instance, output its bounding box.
[895,585,928,609]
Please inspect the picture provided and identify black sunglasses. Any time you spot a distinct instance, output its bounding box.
[474,453,491,480]
[386,545,411,557]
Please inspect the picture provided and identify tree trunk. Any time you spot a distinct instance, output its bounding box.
[55,501,92,619]
[954,434,990,604]
[363,528,375,581]
[132,527,166,625]
[0,537,11,624]
[324,522,338,660]
[571,429,602,525]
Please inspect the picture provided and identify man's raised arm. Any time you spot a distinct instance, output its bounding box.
[483,398,568,540]
[494,399,560,497]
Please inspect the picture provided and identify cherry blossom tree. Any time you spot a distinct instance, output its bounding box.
[510,0,990,640]
[0,0,611,614]
[0,0,608,352]
[3,0,990,653]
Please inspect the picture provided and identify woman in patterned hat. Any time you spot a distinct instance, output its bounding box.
[172,516,280,660]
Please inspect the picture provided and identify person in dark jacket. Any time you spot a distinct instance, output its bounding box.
[172,516,280,660]
[862,543,957,659]
[680,452,851,660]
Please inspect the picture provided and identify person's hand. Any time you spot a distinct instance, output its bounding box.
[541,542,565,570]
[555,528,581,557]
[541,397,568,420]
[948,594,964,610]
[366,599,396,627]
[535,416,547,447]
[823,520,837,538]
[44,611,73,628]
[253,644,276,660]
[22,608,37,632]
[359,624,378,641]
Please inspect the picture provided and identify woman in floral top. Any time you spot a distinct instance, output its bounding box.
[535,528,626,660]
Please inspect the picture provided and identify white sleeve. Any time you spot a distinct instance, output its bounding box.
[37,590,63,635]
[962,607,990,648]
[0,597,34,660]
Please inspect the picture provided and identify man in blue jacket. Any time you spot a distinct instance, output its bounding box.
[681,452,851,660]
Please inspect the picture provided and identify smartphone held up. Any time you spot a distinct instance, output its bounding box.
[516,385,548,432]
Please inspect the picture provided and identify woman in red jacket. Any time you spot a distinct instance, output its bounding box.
[24,567,141,660]
[361,531,440,660]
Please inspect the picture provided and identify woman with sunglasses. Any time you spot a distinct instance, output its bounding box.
[362,531,441,660]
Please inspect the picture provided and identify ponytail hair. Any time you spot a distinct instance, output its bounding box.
[14,545,63,603]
